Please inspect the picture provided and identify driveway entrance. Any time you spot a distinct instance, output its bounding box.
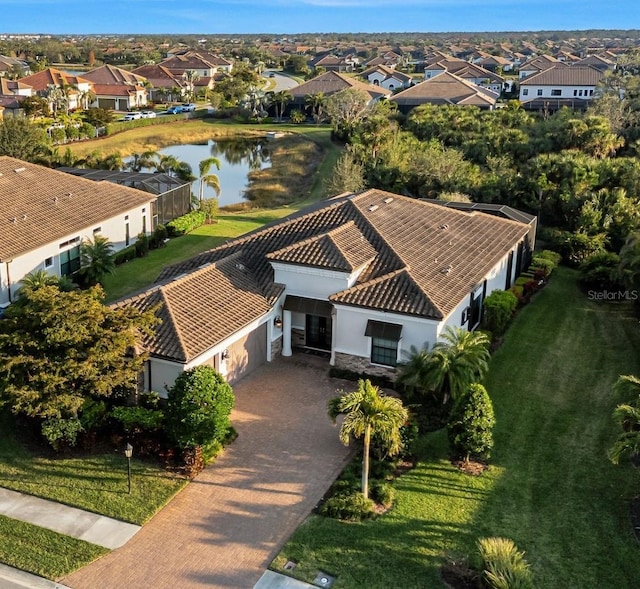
[63,358,353,589]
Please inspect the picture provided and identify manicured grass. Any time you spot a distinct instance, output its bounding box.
[0,412,186,525]
[272,268,640,588]
[102,206,296,301]
[0,515,108,580]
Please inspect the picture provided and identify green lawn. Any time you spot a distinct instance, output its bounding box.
[0,515,108,580]
[103,207,297,301]
[272,268,640,588]
[0,412,186,525]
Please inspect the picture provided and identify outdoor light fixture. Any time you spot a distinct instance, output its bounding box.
[274,316,283,329]
[124,443,133,494]
[221,349,230,360]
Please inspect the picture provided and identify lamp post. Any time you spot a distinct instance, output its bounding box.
[124,443,133,494]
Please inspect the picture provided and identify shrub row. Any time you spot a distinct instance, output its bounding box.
[113,224,168,265]
[167,211,206,237]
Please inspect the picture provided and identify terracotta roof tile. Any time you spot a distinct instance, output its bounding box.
[0,156,154,260]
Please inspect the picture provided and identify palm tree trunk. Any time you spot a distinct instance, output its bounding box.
[362,424,371,499]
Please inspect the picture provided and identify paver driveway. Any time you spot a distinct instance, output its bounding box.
[63,358,353,589]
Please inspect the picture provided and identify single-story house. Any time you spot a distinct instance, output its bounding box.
[57,168,191,228]
[0,156,155,307]
[360,65,413,91]
[390,71,499,114]
[117,189,535,394]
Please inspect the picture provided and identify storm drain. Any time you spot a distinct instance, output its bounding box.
[283,561,297,571]
[313,571,336,588]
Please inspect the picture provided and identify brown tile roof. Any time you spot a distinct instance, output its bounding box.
[139,190,529,362]
[0,156,154,260]
[117,252,273,362]
[390,71,497,107]
[520,65,604,86]
[18,68,91,92]
[130,64,183,88]
[288,71,390,102]
[82,64,146,86]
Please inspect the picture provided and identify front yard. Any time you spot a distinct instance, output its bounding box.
[272,268,640,588]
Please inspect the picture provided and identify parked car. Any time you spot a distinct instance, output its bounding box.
[166,105,184,114]
[140,110,156,118]
[123,112,142,121]
[181,103,196,112]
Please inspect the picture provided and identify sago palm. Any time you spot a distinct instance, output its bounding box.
[80,235,115,286]
[330,379,408,499]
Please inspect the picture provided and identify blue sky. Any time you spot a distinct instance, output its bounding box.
[2,0,639,35]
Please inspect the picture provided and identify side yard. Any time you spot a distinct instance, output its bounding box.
[272,268,640,588]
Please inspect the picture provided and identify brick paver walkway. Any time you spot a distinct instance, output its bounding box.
[63,358,352,589]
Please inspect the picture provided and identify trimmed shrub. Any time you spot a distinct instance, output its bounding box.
[165,366,234,450]
[149,224,168,249]
[41,416,83,450]
[447,384,495,463]
[317,492,375,521]
[371,481,395,508]
[134,232,150,257]
[477,537,534,589]
[166,210,207,237]
[537,249,561,266]
[579,251,623,291]
[114,245,136,265]
[110,406,164,435]
[529,255,555,277]
[481,290,518,336]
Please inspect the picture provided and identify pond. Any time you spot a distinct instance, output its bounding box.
[129,138,272,207]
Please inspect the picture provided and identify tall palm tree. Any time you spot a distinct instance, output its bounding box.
[330,379,408,499]
[182,70,200,102]
[270,90,292,122]
[197,157,221,203]
[79,235,116,286]
[305,92,325,124]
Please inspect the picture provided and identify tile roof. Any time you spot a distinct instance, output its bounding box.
[132,190,529,361]
[116,252,273,362]
[520,65,604,86]
[288,71,390,102]
[82,64,146,86]
[390,71,497,107]
[18,68,91,92]
[0,156,154,260]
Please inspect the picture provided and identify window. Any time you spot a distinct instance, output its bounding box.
[60,246,80,276]
[365,320,402,367]
[142,214,146,235]
[59,236,80,249]
[522,88,529,96]
[371,337,398,367]
[125,222,130,246]
[551,89,562,96]
[44,257,53,268]
[93,226,102,235]
[574,90,578,96]
[537,89,543,96]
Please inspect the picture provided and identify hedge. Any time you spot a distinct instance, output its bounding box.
[166,211,206,236]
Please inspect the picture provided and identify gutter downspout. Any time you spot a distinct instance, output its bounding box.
[4,260,12,304]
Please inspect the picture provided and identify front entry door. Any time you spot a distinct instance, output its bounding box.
[306,315,332,350]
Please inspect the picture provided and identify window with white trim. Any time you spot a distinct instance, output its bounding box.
[371,337,399,367]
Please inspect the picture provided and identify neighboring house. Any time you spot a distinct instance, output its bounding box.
[360,65,413,91]
[574,54,616,72]
[286,71,391,115]
[82,64,148,110]
[518,54,562,79]
[390,71,499,114]
[130,64,185,102]
[0,55,29,77]
[0,77,33,116]
[476,55,515,73]
[310,54,355,73]
[518,65,604,111]
[18,68,93,111]
[118,189,534,393]
[158,50,233,94]
[0,156,155,307]
[57,168,191,228]
[424,59,504,94]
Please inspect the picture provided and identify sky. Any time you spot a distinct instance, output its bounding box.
[1,0,639,35]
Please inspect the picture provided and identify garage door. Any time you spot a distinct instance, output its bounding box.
[225,322,267,385]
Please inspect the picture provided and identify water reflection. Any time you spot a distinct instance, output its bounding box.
[128,138,271,207]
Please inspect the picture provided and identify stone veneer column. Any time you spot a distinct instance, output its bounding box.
[282,310,292,356]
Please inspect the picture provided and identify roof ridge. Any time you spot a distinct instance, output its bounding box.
[159,286,193,362]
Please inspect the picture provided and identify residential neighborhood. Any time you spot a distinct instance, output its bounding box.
[0,22,639,589]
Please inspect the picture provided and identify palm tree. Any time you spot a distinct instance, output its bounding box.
[609,377,640,466]
[398,326,490,404]
[330,379,408,499]
[182,70,200,102]
[17,270,61,297]
[270,90,292,122]
[428,326,491,403]
[197,157,221,203]
[305,92,325,124]
[79,235,116,286]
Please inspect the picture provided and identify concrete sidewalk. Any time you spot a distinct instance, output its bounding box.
[0,487,140,549]
[0,564,72,589]
[254,570,316,588]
